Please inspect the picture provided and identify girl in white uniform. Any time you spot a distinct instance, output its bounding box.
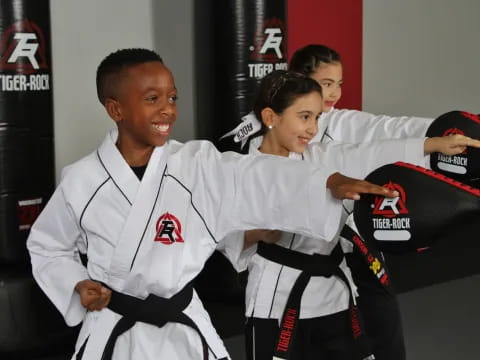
[289,44,434,360]
[221,70,478,360]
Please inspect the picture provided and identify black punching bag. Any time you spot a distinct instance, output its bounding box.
[0,0,77,356]
[193,0,288,338]
[0,0,54,264]
[195,0,288,152]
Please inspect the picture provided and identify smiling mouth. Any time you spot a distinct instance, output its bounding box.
[299,137,311,144]
[152,123,171,134]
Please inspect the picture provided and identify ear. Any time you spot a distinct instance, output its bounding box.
[260,107,278,129]
[105,98,123,124]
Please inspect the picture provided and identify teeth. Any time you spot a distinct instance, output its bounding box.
[153,124,169,132]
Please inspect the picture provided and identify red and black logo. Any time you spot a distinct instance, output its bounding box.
[154,212,184,245]
[372,182,408,218]
[0,19,48,74]
[250,17,286,62]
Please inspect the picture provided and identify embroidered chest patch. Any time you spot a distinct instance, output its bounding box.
[154,212,184,245]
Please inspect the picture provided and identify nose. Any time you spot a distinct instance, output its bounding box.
[161,102,176,118]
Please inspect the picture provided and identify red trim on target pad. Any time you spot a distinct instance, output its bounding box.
[394,162,480,197]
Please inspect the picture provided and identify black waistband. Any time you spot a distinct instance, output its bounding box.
[257,242,343,276]
[107,283,193,324]
[97,284,214,360]
[257,242,374,360]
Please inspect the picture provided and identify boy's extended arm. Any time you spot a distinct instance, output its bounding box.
[203,146,342,242]
[183,141,394,244]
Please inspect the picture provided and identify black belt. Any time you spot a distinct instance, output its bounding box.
[257,242,375,360]
[97,284,221,360]
[340,224,393,295]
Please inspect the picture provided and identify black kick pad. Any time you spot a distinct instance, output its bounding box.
[354,162,480,254]
[426,110,480,185]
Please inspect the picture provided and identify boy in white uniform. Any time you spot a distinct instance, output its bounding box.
[26,48,399,360]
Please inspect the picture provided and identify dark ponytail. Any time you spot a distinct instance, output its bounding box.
[289,44,341,77]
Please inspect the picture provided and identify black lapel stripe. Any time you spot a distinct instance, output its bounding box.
[96,150,132,206]
[165,174,218,244]
[342,203,353,215]
[320,126,334,142]
[79,177,110,249]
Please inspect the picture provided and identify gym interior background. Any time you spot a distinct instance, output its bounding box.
[1,0,479,359]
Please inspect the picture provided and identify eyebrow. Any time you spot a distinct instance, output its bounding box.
[321,78,343,83]
[143,86,178,93]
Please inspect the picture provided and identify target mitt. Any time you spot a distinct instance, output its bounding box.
[353,162,480,254]
[426,110,480,184]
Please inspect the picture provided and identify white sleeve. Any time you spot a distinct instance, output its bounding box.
[216,231,256,272]
[307,138,427,179]
[323,109,434,143]
[184,142,343,243]
[27,185,89,327]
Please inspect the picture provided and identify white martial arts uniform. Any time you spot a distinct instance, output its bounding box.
[218,109,434,359]
[311,108,433,145]
[27,128,352,360]
[222,137,427,321]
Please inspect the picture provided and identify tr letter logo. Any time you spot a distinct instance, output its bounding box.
[8,33,39,69]
[259,28,283,59]
[154,212,184,245]
[372,182,408,218]
[376,198,403,215]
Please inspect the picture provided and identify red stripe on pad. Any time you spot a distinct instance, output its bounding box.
[393,162,480,197]
[460,111,480,125]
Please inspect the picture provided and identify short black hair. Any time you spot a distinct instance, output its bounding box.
[289,44,341,77]
[96,48,163,105]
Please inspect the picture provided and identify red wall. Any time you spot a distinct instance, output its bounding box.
[287,0,363,110]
